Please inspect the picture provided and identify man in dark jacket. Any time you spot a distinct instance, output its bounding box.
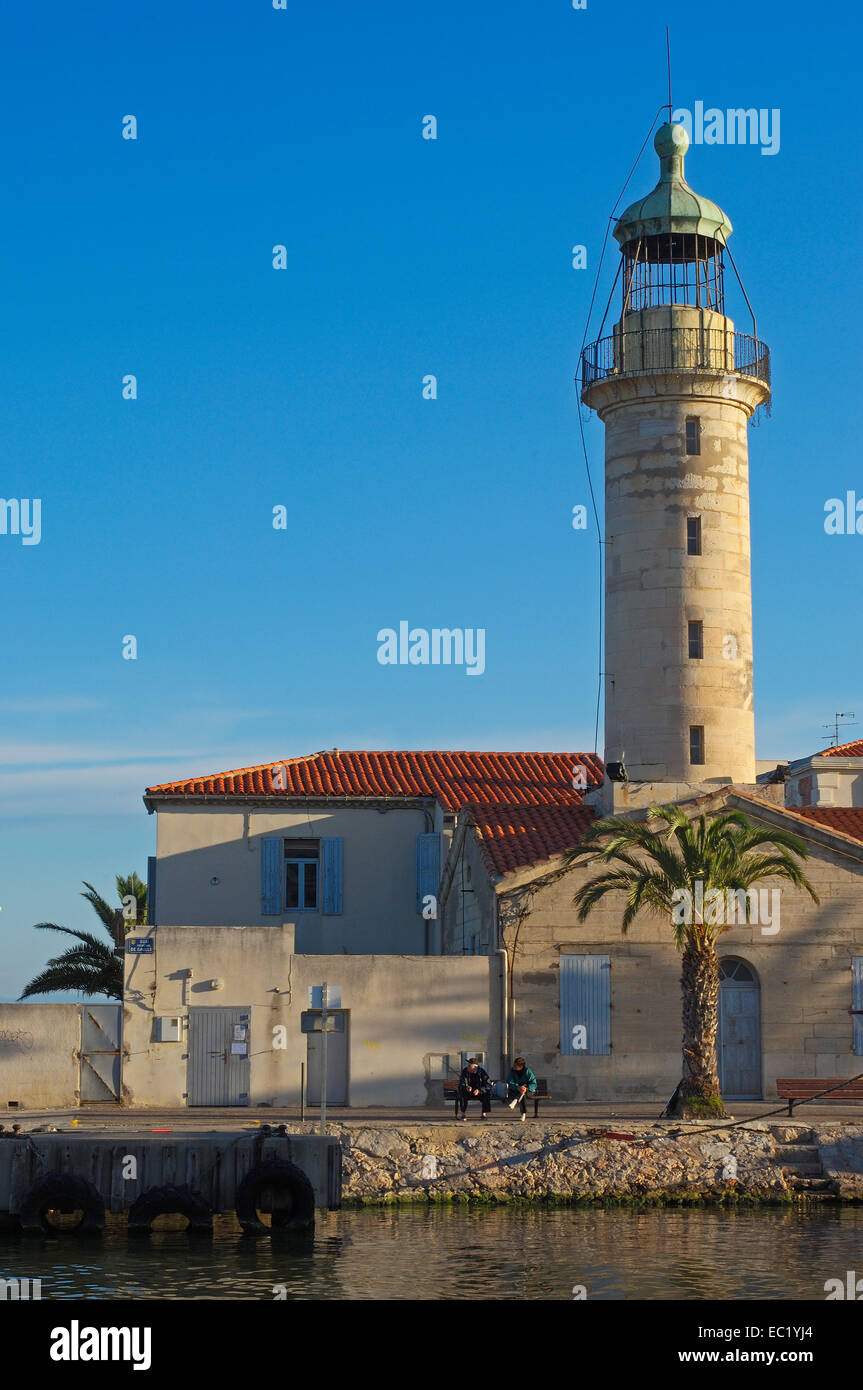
[457,1058,492,1119]
[505,1057,537,1120]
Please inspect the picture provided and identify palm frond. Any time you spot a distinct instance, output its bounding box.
[570,803,819,947]
[33,923,118,954]
[80,882,117,934]
[24,871,144,1000]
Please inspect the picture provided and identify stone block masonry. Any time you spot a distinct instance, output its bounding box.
[297,1121,863,1205]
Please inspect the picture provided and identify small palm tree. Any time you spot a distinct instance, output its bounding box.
[19,872,147,1002]
[564,806,818,1118]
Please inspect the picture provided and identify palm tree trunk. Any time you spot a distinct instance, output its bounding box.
[673,934,726,1118]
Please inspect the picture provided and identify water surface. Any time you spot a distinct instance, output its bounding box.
[2,1207,860,1300]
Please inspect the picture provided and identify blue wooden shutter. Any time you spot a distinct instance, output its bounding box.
[320,837,343,915]
[853,958,863,1056]
[560,954,611,1055]
[146,855,157,927]
[416,833,442,913]
[261,837,282,915]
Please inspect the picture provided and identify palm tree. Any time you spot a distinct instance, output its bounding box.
[564,806,818,1118]
[19,872,147,1002]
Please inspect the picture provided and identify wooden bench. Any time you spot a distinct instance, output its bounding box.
[776,1078,863,1117]
[443,1079,550,1118]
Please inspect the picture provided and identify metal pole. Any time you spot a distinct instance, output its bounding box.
[320,982,328,1135]
[300,1061,305,1123]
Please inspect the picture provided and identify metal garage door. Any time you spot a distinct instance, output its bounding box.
[187,1007,251,1106]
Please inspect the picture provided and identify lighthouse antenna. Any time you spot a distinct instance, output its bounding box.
[666,27,672,116]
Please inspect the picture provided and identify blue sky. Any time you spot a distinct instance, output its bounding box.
[1,0,860,998]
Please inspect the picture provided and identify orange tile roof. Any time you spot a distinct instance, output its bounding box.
[146,749,603,876]
[819,739,863,758]
[146,749,603,808]
[469,802,597,877]
[786,806,863,844]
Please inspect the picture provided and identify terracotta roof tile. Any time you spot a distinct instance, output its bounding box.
[146,749,604,809]
[819,739,863,758]
[785,806,863,844]
[468,802,597,877]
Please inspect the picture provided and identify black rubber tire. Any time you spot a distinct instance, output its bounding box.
[127,1184,213,1235]
[18,1171,104,1237]
[235,1159,315,1235]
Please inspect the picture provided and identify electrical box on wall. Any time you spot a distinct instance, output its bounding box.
[155,1016,183,1043]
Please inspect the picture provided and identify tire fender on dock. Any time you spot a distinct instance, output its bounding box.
[127,1184,213,1235]
[235,1159,315,1235]
[18,1171,105,1237]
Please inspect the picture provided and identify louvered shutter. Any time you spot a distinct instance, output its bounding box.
[416,833,442,913]
[560,954,611,1055]
[146,855,157,927]
[261,837,282,915]
[321,838,344,915]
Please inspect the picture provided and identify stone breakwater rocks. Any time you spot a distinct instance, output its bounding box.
[295,1121,863,1205]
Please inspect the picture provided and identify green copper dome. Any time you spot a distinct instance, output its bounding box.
[613,122,733,249]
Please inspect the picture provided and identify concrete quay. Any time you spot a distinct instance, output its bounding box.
[0,1127,340,1234]
[2,1104,863,1207]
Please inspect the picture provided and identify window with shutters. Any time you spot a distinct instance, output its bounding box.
[284,838,318,911]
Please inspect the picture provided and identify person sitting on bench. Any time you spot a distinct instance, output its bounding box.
[457,1058,492,1119]
[505,1057,537,1120]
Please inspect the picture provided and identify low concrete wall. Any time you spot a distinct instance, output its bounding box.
[123,928,502,1108]
[0,1004,81,1109]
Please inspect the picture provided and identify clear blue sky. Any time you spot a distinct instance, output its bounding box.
[1,0,860,998]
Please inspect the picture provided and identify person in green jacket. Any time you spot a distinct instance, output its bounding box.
[506,1057,537,1120]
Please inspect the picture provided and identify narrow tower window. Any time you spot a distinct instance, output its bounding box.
[687,516,702,555]
[688,621,704,659]
[685,418,701,455]
[690,726,705,765]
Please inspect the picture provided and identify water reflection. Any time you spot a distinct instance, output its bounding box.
[1,1207,860,1300]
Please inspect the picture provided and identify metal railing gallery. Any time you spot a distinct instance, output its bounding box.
[581,327,770,394]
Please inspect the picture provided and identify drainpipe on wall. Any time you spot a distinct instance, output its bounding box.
[506,894,526,1069]
[424,803,436,955]
[495,899,511,1071]
[496,947,509,1077]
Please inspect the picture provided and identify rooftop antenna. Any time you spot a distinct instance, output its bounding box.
[820,711,857,747]
[665,26,672,117]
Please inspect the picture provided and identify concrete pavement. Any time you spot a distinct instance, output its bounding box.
[5,1099,863,1134]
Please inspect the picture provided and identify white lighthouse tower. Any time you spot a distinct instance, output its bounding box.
[582,121,770,800]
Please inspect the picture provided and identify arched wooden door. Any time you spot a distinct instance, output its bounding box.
[717,957,762,1100]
